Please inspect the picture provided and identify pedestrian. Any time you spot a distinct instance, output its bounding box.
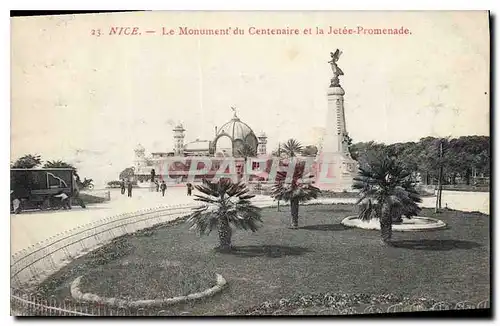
[160,180,167,197]
[155,180,160,192]
[54,191,71,210]
[127,181,133,197]
[120,179,126,195]
[72,173,86,208]
[186,182,193,196]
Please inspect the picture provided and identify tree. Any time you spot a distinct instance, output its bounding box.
[187,179,262,251]
[43,160,76,170]
[474,149,490,179]
[353,153,422,244]
[351,136,490,186]
[11,154,42,168]
[119,167,135,181]
[282,139,303,158]
[271,159,321,228]
[353,142,388,167]
[302,145,318,157]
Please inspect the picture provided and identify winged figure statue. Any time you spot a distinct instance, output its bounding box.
[328,49,344,87]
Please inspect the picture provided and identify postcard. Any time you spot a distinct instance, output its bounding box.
[10,11,490,317]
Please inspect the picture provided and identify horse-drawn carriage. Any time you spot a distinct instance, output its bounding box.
[10,168,77,212]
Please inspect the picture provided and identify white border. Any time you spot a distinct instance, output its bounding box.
[2,0,498,10]
[3,1,497,325]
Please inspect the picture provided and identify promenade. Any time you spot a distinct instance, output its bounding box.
[10,188,489,254]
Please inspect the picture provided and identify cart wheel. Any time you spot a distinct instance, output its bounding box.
[88,184,94,190]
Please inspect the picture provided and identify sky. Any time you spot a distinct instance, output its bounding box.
[10,11,490,185]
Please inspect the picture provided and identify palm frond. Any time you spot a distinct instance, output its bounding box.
[236,142,257,158]
[354,154,422,221]
[282,139,303,158]
[271,160,321,203]
[186,178,263,237]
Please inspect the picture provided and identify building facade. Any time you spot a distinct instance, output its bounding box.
[133,111,270,184]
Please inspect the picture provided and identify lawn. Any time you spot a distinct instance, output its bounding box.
[36,204,490,315]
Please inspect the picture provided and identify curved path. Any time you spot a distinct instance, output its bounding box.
[10,187,345,254]
[11,187,488,254]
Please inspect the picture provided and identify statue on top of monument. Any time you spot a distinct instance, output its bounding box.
[328,49,344,87]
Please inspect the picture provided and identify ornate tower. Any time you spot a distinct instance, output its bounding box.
[173,123,186,156]
[316,50,357,191]
[134,143,146,173]
[257,131,268,156]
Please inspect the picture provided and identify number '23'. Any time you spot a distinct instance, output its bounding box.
[91,29,101,37]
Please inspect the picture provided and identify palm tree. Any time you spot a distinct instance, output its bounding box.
[353,153,422,244]
[271,160,321,228]
[236,142,257,159]
[43,160,76,170]
[187,179,263,251]
[282,139,303,158]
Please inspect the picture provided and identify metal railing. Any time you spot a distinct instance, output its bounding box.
[11,203,202,316]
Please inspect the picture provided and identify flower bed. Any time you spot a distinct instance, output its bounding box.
[71,273,226,308]
[235,292,482,315]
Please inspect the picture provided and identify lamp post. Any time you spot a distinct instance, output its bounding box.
[435,139,444,213]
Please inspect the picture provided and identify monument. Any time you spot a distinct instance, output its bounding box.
[316,50,358,191]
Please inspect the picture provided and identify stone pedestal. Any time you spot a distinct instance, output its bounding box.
[315,85,357,191]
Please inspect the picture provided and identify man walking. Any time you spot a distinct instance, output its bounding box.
[72,172,86,208]
[120,179,126,195]
[160,180,167,197]
[186,182,193,196]
[127,181,133,197]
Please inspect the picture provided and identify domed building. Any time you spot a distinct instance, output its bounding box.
[212,112,258,157]
[131,108,268,185]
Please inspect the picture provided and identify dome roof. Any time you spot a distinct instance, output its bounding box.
[217,115,256,141]
[214,113,258,156]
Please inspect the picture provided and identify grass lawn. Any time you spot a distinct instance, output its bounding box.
[36,204,490,315]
